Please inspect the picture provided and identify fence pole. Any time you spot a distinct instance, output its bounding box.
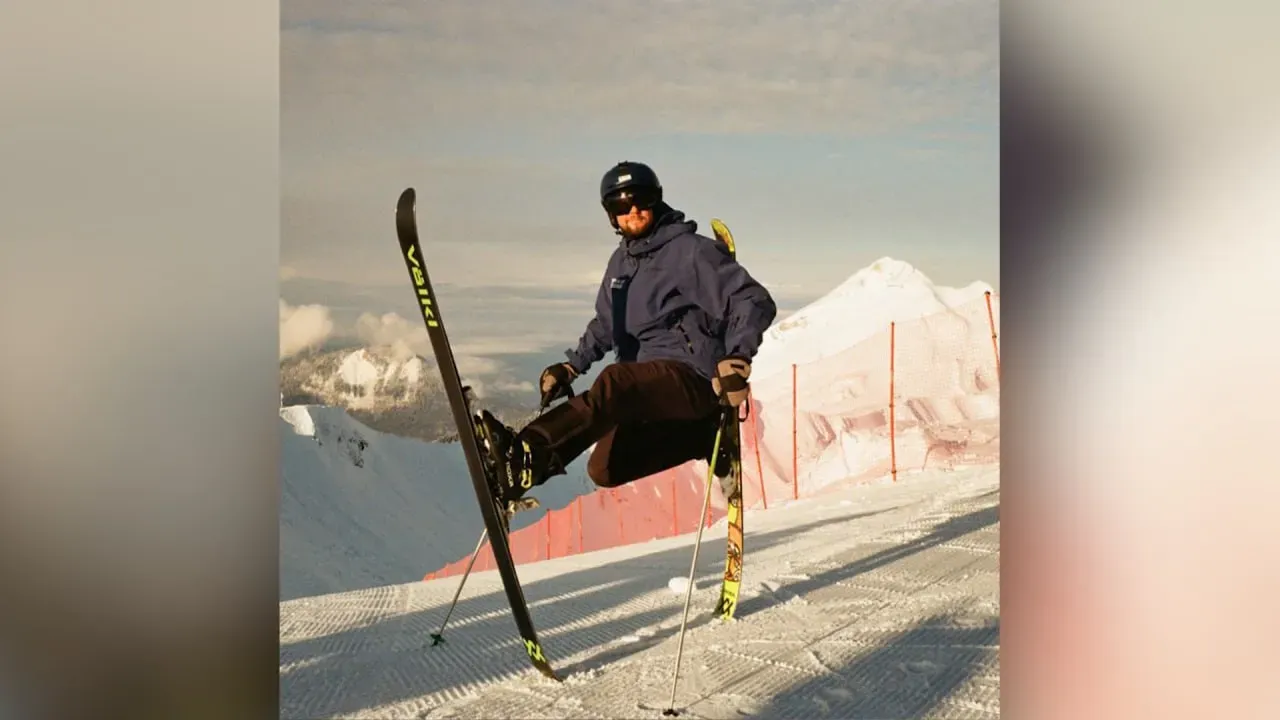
[615,488,623,544]
[671,472,678,536]
[984,290,1001,382]
[791,363,799,500]
[576,496,583,554]
[749,392,768,510]
[707,478,714,527]
[890,321,898,483]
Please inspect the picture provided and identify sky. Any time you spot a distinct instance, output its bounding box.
[279,0,999,390]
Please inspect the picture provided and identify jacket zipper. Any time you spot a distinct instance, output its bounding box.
[677,320,695,354]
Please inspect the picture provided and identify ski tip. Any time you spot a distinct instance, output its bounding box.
[398,187,416,209]
[709,217,735,258]
[395,187,419,241]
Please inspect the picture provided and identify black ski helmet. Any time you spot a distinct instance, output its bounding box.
[599,161,662,206]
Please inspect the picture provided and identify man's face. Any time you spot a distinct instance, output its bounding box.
[603,186,659,236]
[614,204,653,236]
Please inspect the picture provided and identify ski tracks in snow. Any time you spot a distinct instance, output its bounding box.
[280,466,1000,719]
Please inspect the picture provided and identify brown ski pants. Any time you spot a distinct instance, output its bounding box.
[520,359,723,488]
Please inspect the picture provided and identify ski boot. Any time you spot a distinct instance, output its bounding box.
[713,442,741,499]
[476,410,555,513]
[708,413,742,499]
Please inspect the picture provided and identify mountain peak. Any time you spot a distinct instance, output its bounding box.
[280,344,536,444]
[751,256,993,380]
[829,257,933,296]
[281,345,441,417]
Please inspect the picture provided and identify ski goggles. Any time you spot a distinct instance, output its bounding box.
[602,186,660,216]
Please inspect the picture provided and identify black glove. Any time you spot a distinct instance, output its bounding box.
[539,362,578,408]
[711,356,751,408]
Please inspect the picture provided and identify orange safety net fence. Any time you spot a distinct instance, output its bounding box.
[424,292,1000,580]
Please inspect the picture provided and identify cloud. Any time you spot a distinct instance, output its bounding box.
[280,194,615,290]
[279,297,543,398]
[281,275,599,355]
[351,309,528,381]
[465,378,537,401]
[492,379,536,393]
[278,0,997,299]
[354,310,429,356]
[282,0,997,139]
[279,299,335,359]
[277,0,997,371]
[281,267,824,371]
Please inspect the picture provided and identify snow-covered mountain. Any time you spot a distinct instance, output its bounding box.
[279,256,998,601]
[281,345,536,443]
[287,345,432,409]
[280,404,596,601]
[750,257,994,381]
[740,257,999,499]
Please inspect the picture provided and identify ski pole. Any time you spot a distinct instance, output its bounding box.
[430,527,489,645]
[430,399,559,646]
[663,407,731,717]
[428,496,542,645]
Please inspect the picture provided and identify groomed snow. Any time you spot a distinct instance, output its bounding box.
[280,465,1000,719]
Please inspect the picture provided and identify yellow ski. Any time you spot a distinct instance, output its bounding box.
[709,217,745,622]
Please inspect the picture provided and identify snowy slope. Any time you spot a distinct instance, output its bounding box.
[734,258,999,499]
[279,255,1001,717]
[280,405,596,601]
[280,465,1000,719]
[749,257,994,382]
[280,256,999,598]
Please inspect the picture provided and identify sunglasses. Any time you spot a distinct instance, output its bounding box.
[602,187,660,216]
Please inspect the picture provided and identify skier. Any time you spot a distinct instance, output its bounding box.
[480,161,777,504]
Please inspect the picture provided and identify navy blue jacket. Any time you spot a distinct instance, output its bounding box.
[565,205,778,381]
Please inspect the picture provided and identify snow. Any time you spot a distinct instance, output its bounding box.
[280,404,315,437]
[279,256,1000,717]
[279,465,1000,719]
[748,257,994,382]
[316,348,433,410]
[398,356,424,385]
[733,259,1000,500]
[280,405,596,601]
[338,348,382,388]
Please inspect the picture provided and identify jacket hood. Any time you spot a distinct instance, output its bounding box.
[620,203,697,256]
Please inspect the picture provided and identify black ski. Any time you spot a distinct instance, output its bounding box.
[393,187,560,681]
